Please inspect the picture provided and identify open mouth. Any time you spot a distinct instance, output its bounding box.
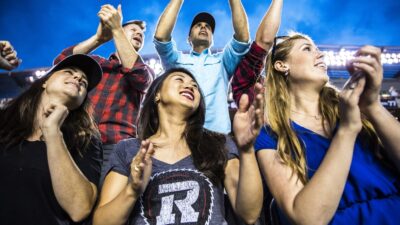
[132,36,142,43]
[180,90,194,101]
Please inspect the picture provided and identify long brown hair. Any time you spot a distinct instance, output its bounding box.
[138,68,227,185]
[0,73,100,155]
[265,33,381,184]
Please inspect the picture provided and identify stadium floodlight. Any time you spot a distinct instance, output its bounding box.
[34,70,47,78]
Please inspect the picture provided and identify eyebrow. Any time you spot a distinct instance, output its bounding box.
[172,74,196,84]
[300,43,312,48]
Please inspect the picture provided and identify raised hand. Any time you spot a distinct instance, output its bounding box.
[95,21,113,43]
[0,40,21,70]
[347,45,383,116]
[40,103,69,139]
[98,4,123,32]
[233,82,264,150]
[129,140,155,194]
[338,74,366,134]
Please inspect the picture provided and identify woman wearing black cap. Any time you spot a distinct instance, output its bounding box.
[0,54,103,225]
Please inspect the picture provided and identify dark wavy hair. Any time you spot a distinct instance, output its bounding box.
[0,71,100,155]
[138,68,227,185]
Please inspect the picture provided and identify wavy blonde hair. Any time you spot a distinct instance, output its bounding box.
[264,33,381,184]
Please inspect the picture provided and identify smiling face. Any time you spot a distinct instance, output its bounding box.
[123,23,145,51]
[156,71,201,115]
[42,66,88,109]
[276,38,329,90]
[188,22,213,49]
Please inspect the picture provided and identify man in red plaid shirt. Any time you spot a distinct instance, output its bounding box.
[54,4,154,183]
[231,0,282,106]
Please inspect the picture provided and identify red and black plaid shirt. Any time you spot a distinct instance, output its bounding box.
[231,42,267,105]
[54,46,154,144]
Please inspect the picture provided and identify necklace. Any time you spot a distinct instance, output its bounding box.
[291,109,321,120]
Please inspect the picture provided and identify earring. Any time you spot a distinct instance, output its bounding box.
[284,70,289,76]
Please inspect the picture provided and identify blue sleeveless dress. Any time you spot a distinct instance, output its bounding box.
[254,122,400,224]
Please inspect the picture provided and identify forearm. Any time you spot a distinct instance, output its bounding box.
[236,149,263,224]
[229,0,249,42]
[93,184,139,225]
[112,28,138,69]
[289,129,357,225]
[255,0,283,50]
[364,104,400,169]
[45,134,97,222]
[154,0,183,41]
[73,34,104,54]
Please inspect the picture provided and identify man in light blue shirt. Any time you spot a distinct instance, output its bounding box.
[154,0,250,134]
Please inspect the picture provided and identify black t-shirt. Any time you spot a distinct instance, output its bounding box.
[0,138,102,225]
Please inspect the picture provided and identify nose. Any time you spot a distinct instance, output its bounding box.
[73,72,83,81]
[316,49,325,60]
[183,82,196,91]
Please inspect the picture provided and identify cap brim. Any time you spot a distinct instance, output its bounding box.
[48,54,102,91]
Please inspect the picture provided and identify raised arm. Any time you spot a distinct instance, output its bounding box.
[224,84,264,224]
[255,0,283,50]
[257,77,366,225]
[154,0,184,42]
[72,8,113,55]
[350,45,400,170]
[229,0,250,42]
[98,4,139,68]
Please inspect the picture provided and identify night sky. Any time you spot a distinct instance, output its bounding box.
[1,0,399,71]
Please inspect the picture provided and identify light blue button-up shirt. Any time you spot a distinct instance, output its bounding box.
[154,37,250,134]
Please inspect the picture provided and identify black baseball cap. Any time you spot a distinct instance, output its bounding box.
[189,12,215,35]
[48,54,102,91]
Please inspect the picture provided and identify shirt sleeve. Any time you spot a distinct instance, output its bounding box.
[106,138,141,177]
[53,45,109,66]
[254,126,278,152]
[221,37,251,79]
[231,42,267,105]
[153,38,180,72]
[74,137,103,186]
[225,135,239,160]
[120,57,154,92]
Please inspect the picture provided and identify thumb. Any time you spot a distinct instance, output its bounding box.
[117,4,122,16]
[352,76,366,98]
[238,94,250,113]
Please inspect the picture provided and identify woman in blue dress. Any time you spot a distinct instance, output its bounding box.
[254,33,400,225]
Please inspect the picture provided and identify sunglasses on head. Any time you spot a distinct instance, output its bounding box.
[271,36,290,61]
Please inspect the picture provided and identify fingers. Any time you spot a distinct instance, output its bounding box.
[131,140,154,174]
[97,4,122,28]
[351,76,366,99]
[355,45,381,64]
[253,83,265,128]
[238,94,250,113]
[341,75,366,105]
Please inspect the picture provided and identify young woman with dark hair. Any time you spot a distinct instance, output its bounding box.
[254,33,400,224]
[0,54,103,224]
[93,68,264,225]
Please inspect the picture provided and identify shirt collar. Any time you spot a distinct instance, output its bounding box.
[190,48,210,56]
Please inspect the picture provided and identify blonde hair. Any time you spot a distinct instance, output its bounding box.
[264,32,381,184]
